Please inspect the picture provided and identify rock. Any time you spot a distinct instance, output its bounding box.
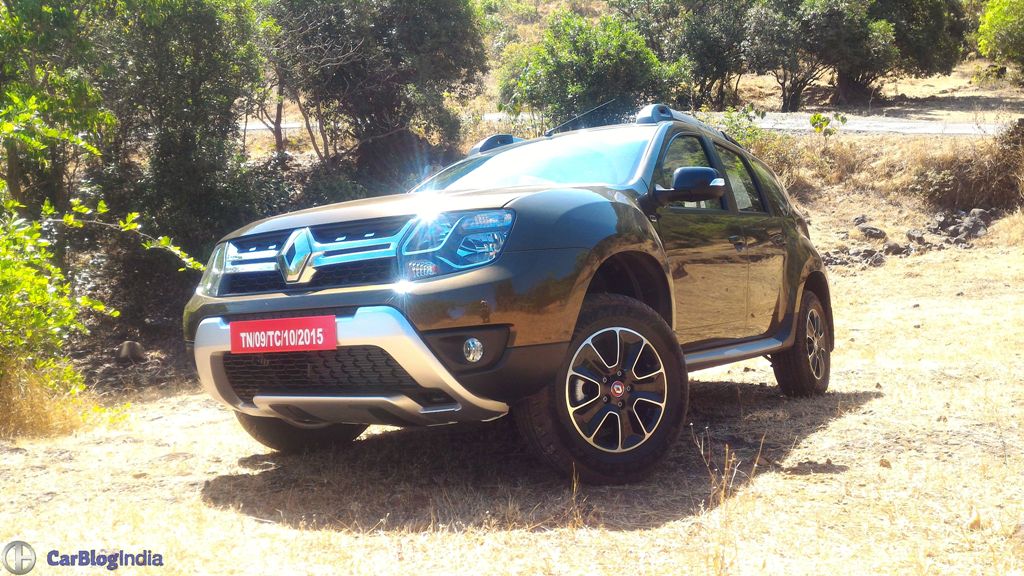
[867,252,885,267]
[852,214,869,226]
[822,251,849,267]
[849,247,878,258]
[116,341,146,363]
[857,224,887,240]
[906,229,928,245]
[932,211,956,231]
[969,208,992,225]
[883,241,908,255]
[960,215,988,238]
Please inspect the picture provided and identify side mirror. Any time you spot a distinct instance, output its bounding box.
[657,167,727,205]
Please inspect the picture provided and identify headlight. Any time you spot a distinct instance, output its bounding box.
[195,243,227,296]
[399,210,514,280]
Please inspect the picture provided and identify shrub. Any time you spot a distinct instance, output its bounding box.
[498,12,689,127]
[979,0,1024,69]
[899,122,1024,210]
[0,201,100,437]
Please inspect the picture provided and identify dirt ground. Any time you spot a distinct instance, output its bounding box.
[2,232,1023,574]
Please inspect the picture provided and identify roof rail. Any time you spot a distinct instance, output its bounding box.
[635,103,733,142]
[468,134,524,156]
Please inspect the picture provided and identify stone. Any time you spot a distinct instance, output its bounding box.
[867,253,885,267]
[969,208,992,225]
[883,241,907,255]
[906,229,927,245]
[116,341,146,363]
[857,224,887,240]
[852,214,869,226]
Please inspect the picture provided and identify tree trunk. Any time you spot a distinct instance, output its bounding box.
[4,140,23,205]
[781,86,803,112]
[273,68,285,155]
[834,71,874,106]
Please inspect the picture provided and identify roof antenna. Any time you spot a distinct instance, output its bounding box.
[544,99,617,137]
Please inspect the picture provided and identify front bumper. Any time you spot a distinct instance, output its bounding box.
[194,306,509,426]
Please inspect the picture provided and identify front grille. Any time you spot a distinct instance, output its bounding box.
[222,347,453,405]
[310,216,411,243]
[233,231,290,253]
[222,271,286,294]
[220,258,396,295]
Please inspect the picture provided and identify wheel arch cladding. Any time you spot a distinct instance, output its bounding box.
[505,188,672,338]
[801,271,834,351]
[585,251,673,329]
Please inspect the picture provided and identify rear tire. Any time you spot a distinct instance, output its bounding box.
[514,294,688,484]
[234,412,367,453]
[772,290,831,397]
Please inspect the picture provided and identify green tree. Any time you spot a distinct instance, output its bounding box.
[677,0,751,109]
[269,0,487,166]
[747,0,831,112]
[870,0,966,78]
[814,0,899,105]
[499,12,688,127]
[607,0,683,60]
[94,0,265,252]
[611,0,749,110]
[979,0,1024,69]
[0,0,112,213]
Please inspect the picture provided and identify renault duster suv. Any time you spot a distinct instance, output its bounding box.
[184,104,833,484]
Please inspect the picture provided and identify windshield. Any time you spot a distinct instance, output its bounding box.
[413,125,656,193]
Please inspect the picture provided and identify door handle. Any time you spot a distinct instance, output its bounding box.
[728,235,746,251]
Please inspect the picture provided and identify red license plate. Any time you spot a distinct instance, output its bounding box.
[229,315,337,354]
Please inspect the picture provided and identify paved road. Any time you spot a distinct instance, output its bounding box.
[753,112,1003,136]
[477,111,1006,136]
[243,113,1006,136]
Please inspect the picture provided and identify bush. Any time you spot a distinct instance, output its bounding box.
[906,122,1024,210]
[498,12,689,127]
[0,201,96,437]
[979,0,1024,69]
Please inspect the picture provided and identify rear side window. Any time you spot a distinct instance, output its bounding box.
[656,134,722,210]
[715,145,765,213]
[751,159,792,216]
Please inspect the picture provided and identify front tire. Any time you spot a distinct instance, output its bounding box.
[514,294,688,484]
[234,412,367,453]
[772,290,831,397]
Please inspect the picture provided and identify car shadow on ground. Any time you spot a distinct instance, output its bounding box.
[201,380,881,532]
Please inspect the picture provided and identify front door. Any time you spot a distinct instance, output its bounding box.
[714,145,787,337]
[654,133,747,346]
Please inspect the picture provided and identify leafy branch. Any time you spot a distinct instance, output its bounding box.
[40,198,205,272]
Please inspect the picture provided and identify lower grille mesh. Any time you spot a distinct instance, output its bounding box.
[222,347,451,405]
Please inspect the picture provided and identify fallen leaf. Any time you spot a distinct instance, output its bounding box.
[966,508,982,531]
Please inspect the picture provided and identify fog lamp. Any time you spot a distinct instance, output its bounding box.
[463,337,484,363]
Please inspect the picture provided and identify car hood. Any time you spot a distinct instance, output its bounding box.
[220,184,631,241]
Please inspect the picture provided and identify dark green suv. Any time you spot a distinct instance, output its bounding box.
[184,104,833,484]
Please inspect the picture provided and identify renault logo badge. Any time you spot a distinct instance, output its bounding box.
[277,228,317,284]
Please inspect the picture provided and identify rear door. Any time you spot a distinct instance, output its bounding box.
[654,132,748,345]
[713,144,787,337]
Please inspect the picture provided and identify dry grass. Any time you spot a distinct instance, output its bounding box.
[2,235,1023,574]
[0,366,87,439]
[985,208,1024,247]
[751,129,1024,217]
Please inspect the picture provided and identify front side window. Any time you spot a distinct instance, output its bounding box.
[715,145,766,213]
[751,159,791,216]
[656,134,721,210]
[413,126,656,193]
